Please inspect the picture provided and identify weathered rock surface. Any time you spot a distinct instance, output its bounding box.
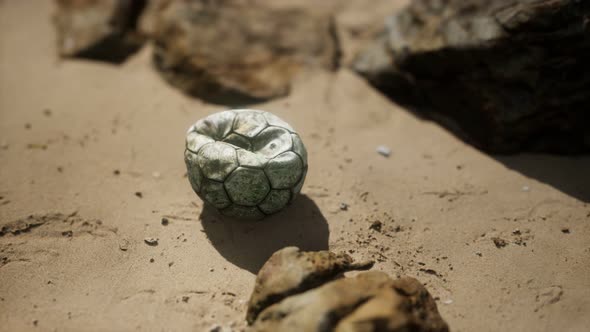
[246,247,374,324]
[247,247,448,332]
[147,0,339,104]
[354,0,590,153]
[54,0,146,62]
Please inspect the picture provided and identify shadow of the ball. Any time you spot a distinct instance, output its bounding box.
[199,194,329,273]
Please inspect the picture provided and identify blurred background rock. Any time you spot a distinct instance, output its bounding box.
[55,0,589,154]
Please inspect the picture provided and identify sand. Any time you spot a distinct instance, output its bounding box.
[1,1,589,331]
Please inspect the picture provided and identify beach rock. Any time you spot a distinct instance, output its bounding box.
[334,275,449,332]
[54,0,147,62]
[354,0,590,153]
[247,247,448,332]
[148,0,339,104]
[246,247,374,324]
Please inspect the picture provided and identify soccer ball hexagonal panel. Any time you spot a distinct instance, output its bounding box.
[265,151,304,189]
[224,167,270,206]
[197,142,239,181]
[194,110,236,140]
[252,126,292,159]
[185,109,308,219]
[233,110,268,138]
[184,150,203,193]
[291,166,308,202]
[222,133,251,150]
[186,131,214,154]
[291,133,307,165]
[200,179,232,209]
[259,190,291,214]
[237,149,268,168]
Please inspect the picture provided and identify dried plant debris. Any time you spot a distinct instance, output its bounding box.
[247,247,448,332]
[54,0,147,63]
[147,0,339,104]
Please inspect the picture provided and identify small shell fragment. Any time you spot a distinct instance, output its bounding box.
[376,145,392,157]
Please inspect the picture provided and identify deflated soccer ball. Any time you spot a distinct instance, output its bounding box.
[185,109,308,219]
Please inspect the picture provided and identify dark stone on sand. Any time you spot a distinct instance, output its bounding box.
[354,0,590,154]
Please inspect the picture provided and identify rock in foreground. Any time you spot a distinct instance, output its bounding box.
[147,0,339,104]
[247,247,449,332]
[246,247,374,323]
[354,0,590,153]
[54,0,146,62]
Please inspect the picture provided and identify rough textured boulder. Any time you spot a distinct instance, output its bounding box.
[247,247,448,332]
[53,0,147,62]
[246,247,374,324]
[146,0,339,104]
[354,0,590,153]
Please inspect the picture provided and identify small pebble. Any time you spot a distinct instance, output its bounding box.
[376,145,391,157]
[149,258,155,263]
[369,220,382,232]
[561,228,570,234]
[209,324,232,332]
[339,202,348,211]
[442,299,453,305]
[113,169,120,175]
[521,185,530,192]
[119,239,130,251]
[26,143,47,150]
[144,237,158,246]
[492,237,508,248]
[161,217,169,226]
[209,268,214,272]
[135,192,143,198]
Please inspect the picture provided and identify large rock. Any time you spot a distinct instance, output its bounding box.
[146,0,339,104]
[246,247,374,324]
[247,247,449,332]
[54,0,147,62]
[354,0,590,153]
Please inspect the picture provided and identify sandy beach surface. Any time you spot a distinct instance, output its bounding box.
[1,1,589,331]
